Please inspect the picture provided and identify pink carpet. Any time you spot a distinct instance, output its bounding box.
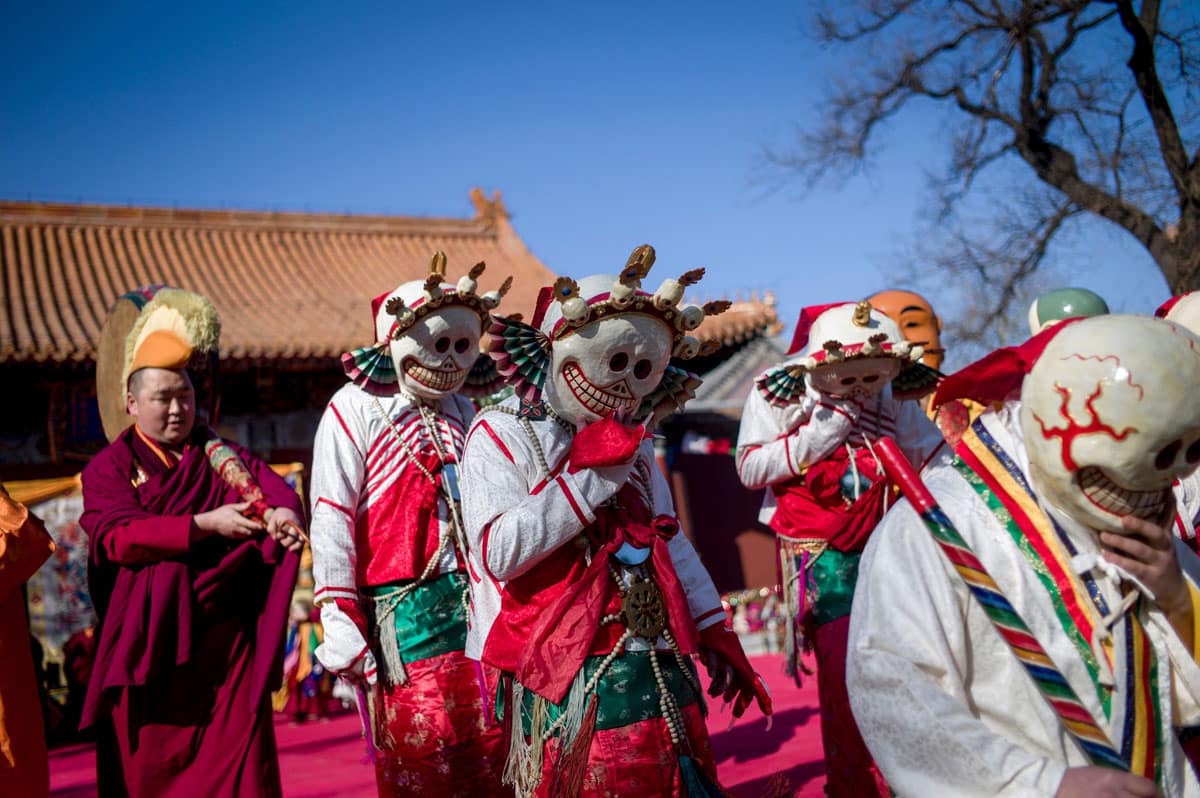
[49,654,825,797]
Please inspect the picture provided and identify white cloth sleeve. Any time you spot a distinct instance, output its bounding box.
[736,382,858,490]
[308,394,374,679]
[460,417,630,582]
[847,497,1069,797]
[892,395,947,468]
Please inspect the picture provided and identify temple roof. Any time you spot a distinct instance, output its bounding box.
[0,189,552,366]
[692,293,781,349]
[687,335,787,416]
[0,191,781,367]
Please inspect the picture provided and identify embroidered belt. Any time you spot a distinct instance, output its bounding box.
[364,571,468,674]
[498,651,701,735]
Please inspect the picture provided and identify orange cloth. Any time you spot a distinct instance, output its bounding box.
[0,487,55,798]
[128,329,192,375]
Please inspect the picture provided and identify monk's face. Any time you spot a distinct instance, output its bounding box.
[126,367,196,449]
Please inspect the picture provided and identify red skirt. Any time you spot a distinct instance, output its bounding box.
[814,616,889,798]
[531,702,718,797]
[373,650,505,797]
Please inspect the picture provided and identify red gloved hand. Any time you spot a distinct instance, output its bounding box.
[698,623,772,718]
[568,416,645,472]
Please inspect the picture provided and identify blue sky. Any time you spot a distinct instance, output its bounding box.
[0,2,1172,364]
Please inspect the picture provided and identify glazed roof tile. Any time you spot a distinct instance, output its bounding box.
[0,189,553,365]
[1,191,780,366]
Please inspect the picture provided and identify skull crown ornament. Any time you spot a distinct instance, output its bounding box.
[487,245,728,429]
[341,251,511,400]
[1020,314,1200,535]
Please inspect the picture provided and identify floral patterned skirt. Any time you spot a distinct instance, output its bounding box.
[499,652,721,797]
[373,649,506,797]
[366,574,505,797]
[532,702,718,798]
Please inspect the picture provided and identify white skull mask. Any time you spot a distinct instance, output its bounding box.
[1020,315,1200,534]
[809,357,901,399]
[545,314,673,428]
[390,305,481,401]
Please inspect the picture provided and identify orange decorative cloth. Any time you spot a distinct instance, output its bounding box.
[0,487,55,798]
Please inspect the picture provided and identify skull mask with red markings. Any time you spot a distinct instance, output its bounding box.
[1020,314,1200,534]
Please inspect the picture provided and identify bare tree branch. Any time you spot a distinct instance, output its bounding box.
[773,0,1200,343]
[1114,0,1195,198]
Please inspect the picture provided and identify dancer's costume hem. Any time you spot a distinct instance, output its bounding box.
[847,402,1200,797]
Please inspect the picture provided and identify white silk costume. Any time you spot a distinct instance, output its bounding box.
[848,402,1200,797]
[737,381,944,524]
[309,387,471,678]
[461,397,726,665]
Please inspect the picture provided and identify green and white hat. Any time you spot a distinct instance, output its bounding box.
[1027,287,1110,335]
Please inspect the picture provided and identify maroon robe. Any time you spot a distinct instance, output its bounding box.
[80,425,301,798]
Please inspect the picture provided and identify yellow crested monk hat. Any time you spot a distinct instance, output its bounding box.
[96,286,222,441]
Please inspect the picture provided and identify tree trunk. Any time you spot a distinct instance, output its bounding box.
[1163,212,1200,293]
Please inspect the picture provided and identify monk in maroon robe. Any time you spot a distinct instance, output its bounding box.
[80,358,303,797]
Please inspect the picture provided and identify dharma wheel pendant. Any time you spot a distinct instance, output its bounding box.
[622,578,667,639]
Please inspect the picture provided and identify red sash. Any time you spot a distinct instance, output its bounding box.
[513,483,698,704]
[357,447,445,584]
[769,447,888,552]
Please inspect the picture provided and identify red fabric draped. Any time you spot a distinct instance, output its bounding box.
[79,426,300,797]
[769,447,888,552]
[357,447,444,584]
[931,317,1083,411]
[516,483,698,704]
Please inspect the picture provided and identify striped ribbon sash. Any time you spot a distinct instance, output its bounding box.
[950,416,1161,782]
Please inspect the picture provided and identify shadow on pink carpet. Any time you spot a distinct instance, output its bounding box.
[50,654,825,797]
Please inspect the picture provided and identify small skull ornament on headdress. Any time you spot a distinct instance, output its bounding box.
[1020,314,1200,535]
[487,244,727,428]
[756,300,935,408]
[341,251,511,400]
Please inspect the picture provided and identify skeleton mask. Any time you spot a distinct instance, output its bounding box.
[1157,291,1200,335]
[391,305,481,400]
[778,300,921,402]
[342,252,508,400]
[809,356,902,399]
[487,248,727,428]
[545,311,673,427]
[1020,314,1200,534]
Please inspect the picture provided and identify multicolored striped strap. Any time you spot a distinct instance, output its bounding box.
[873,438,1130,773]
[954,418,1160,781]
[918,503,1129,770]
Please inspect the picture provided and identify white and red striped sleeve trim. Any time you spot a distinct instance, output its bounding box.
[469,419,516,464]
[479,519,504,588]
[328,402,359,447]
[556,475,590,526]
[782,435,801,477]
[333,644,370,676]
[313,584,359,602]
[316,496,354,518]
[817,400,856,424]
